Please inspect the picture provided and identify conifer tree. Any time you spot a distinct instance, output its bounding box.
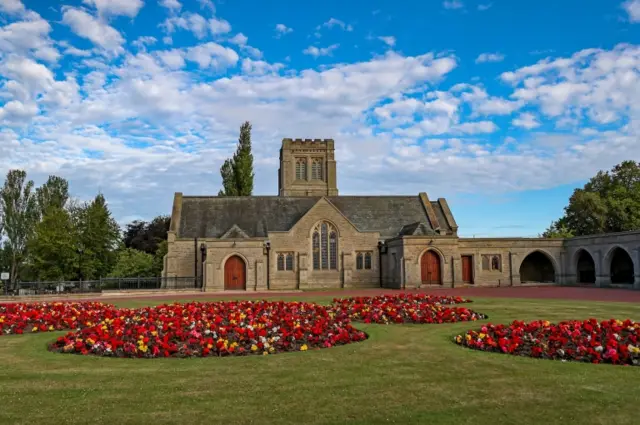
[218,121,254,196]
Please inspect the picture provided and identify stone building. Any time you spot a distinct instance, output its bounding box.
[162,138,640,291]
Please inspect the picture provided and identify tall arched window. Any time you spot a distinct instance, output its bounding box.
[311,158,323,180]
[295,158,307,180]
[312,222,338,270]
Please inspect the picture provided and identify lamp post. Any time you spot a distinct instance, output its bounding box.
[377,241,387,288]
[199,243,207,289]
[263,240,271,290]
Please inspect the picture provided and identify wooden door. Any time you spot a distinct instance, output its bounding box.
[421,251,441,285]
[461,255,473,284]
[224,256,246,290]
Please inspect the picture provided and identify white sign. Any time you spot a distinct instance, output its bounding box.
[0,272,8,280]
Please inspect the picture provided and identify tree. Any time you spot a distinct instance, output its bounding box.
[218,121,254,196]
[36,175,69,217]
[152,240,168,276]
[0,170,38,285]
[544,160,640,237]
[123,215,171,254]
[540,219,574,238]
[27,206,77,281]
[108,248,155,278]
[75,194,121,279]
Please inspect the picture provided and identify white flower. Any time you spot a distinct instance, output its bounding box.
[595,345,603,352]
[557,349,565,356]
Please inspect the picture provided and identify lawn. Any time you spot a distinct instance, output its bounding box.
[0,296,639,425]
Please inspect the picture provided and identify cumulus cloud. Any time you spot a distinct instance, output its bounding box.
[378,36,396,47]
[303,44,339,57]
[209,17,231,35]
[318,18,353,31]
[274,23,293,38]
[476,52,505,63]
[159,0,181,10]
[512,112,541,129]
[0,0,26,15]
[443,1,464,10]
[0,14,59,62]
[185,42,239,69]
[83,0,145,18]
[622,0,640,22]
[61,6,125,54]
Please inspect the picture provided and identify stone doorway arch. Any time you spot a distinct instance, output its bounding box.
[608,247,634,284]
[575,249,596,284]
[420,250,442,285]
[519,251,556,283]
[224,255,246,290]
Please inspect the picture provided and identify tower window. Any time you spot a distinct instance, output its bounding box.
[295,158,307,180]
[311,158,323,180]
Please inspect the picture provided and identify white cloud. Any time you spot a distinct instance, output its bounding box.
[132,36,157,50]
[303,44,339,57]
[478,3,492,11]
[512,112,541,129]
[319,18,353,31]
[155,49,186,69]
[0,0,25,15]
[622,0,640,22]
[229,33,248,46]
[476,52,505,63]
[0,15,59,63]
[83,0,145,18]
[61,6,125,54]
[241,58,284,76]
[185,42,239,69]
[378,36,396,47]
[275,24,293,38]
[443,1,464,10]
[159,0,181,10]
[161,12,208,39]
[209,17,231,35]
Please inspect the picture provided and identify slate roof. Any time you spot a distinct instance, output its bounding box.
[177,195,453,239]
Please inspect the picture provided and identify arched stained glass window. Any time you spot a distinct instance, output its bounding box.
[312,222,338,270]
[364,252,372,269]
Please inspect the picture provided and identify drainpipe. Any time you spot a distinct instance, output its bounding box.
[264,240,271,290]
[509,251,514,286]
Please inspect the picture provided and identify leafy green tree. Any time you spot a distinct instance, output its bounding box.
[75,194,121,279]
[540,219,574,238]
[35,175,69,217]
[27,206,77,281]
[218,121,254,196]
[123,215,170,254]
[0,170,38,285]
[545,160,640,237]
[108,248,155,278]
[152,240,168,276]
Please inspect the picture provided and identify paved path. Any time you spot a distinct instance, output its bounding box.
[91,286,640,304]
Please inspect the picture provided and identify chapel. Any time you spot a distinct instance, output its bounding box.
[162,138,640,290]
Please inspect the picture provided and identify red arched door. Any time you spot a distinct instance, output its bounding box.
[224,256,246,290]
[421,251,441,285]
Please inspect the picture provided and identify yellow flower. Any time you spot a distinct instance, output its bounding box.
[151,331,158,337]
[251,344,258,351]
[207,343,213,349]
[48,325,54,331]
[139,345,148,353]
[32,326,38,332]
[300,344,308,351]
[87,338,95,345]
[478,333,486,339]
[262,351,269,356]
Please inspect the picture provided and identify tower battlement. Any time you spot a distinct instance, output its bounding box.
[278,138,338,197]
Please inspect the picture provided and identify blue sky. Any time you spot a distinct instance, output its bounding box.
[1,0,639,237]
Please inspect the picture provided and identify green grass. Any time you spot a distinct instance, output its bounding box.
[1,296,639,425]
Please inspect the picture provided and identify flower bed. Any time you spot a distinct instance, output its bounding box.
[0,302,117,335]
[454,319,640,366]
[48,301,368,358]
[330,294,487,324]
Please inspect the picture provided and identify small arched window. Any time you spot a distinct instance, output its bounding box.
[312,222,338,270]
[295,158,307,180]
[277,254,285,271]
[286,253,294,270]
[311,158,323,180]
[491,255,501,271]
[364,252,372,269]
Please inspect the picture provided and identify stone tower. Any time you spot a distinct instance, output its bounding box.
[278,138,338,197]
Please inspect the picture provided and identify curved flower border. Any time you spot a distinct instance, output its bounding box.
[454,319,640,366]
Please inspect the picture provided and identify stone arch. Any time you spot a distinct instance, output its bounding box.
[519,249,557,283]
[223,254,247,290]
[308,219,340,237]
[418,248,444,285]
[605,246,635,284]
[573,248,596,284]
[219,252,250,270]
